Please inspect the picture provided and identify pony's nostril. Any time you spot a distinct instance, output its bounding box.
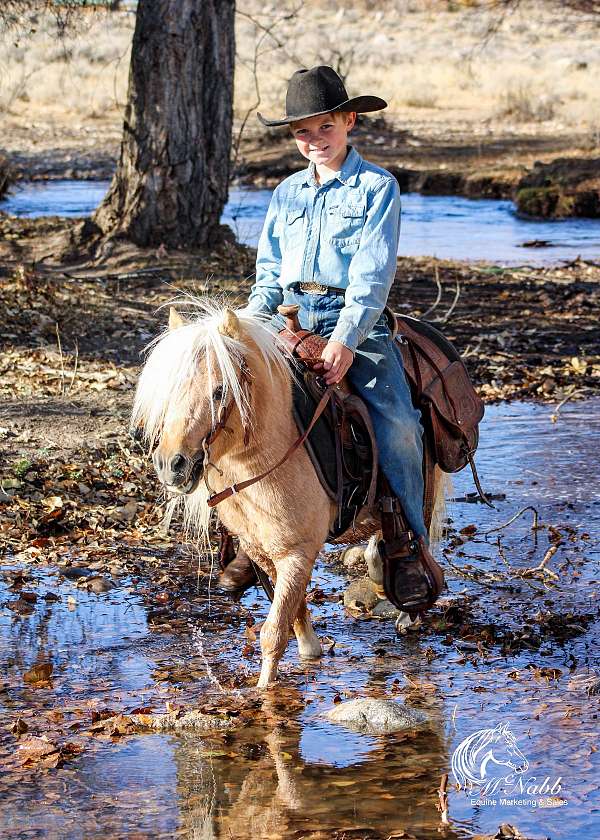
[170,454,187,474]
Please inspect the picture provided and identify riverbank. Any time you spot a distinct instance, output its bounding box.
[2,115,598,218]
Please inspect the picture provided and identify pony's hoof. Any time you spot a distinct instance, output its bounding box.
[395,611,421,634]
[257,663,277,689]
[298,644,322,661]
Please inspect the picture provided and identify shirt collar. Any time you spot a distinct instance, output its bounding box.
[299,145,362,188]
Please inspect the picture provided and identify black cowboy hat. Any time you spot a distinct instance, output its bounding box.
[257,65,387,128]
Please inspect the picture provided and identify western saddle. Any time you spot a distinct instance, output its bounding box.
[217,303,486,615]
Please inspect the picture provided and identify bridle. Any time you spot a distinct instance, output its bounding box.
[193,358,253,493]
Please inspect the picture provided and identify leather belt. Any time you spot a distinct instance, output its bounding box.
[297,281,345,296]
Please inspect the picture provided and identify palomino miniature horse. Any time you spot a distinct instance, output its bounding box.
[132,298,443,688]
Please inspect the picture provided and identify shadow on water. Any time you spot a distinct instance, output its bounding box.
[2,179,600,264]
[1,402,599,839]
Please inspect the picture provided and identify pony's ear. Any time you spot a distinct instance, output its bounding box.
[218,308,240,339]
[168,307,186,330]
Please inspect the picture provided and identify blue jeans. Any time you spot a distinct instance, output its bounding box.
[270,288,427,538]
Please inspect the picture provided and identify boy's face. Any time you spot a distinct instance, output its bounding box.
[290,111,356,170]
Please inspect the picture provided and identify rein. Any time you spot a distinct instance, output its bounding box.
[207,380,335,509]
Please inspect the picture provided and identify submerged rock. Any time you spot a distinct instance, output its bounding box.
[324,698,427,735]
[343,577,379,612]
[130,710,234,732]
[371,598,401,619]
[339,545,367,572]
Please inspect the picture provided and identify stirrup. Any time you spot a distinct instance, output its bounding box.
[378,533,445,617]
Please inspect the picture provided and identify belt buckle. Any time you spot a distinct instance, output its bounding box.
[301,281,328,295]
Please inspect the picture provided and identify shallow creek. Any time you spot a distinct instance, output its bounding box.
[1,400,599,839]
[2,179,600,264]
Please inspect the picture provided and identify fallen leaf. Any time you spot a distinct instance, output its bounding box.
[11,718,29,736]
[23,663,53,685]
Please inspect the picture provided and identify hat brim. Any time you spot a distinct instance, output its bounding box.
[257,95,387,128]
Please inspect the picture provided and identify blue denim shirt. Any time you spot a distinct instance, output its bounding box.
[245,145,401,353]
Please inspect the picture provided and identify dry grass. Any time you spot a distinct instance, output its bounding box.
[0,0,599,146]
[234,0,600,134]
[0,8,131,119]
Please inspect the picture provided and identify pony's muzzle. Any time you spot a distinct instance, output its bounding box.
[152,450,204,493]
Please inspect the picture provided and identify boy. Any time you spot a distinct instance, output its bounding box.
[223,65,443,611]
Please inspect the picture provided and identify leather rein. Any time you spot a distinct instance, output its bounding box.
[202,358,334,509]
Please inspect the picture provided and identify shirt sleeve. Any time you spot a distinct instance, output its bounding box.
[329,177,401,353]
[245,186,284,316]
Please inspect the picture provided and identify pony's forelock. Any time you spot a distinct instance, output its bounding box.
[131,295,293,451]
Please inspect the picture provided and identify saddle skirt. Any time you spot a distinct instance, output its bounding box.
[276,304,485,541]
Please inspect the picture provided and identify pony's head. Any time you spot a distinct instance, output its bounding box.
[131,297,291,495]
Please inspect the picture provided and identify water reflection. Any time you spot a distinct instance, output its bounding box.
[174,688,453,840]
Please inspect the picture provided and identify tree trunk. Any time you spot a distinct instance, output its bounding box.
[93,0,235,249]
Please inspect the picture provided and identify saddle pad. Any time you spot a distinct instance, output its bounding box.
[291,373,338,501]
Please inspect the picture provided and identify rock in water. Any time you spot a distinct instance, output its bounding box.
[371,598,401,619]
[340,545,367,572]
[343,577,379,612]
[324,698,427,735]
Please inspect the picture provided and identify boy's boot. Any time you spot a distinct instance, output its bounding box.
[216,524,257,594]
[377,483,444,617]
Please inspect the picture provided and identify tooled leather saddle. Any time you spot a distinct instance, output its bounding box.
[276,303,486,545]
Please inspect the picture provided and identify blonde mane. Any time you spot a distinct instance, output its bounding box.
[131,295,293,450]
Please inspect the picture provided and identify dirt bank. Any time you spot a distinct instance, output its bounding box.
[516,156,600,218]
[2,111,598,218]
[236,116,599,208]
[2,110,598,213]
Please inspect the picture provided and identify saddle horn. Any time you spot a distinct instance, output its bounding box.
[277,304,302,334]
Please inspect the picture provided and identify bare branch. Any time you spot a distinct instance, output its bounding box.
[231,5,303,177]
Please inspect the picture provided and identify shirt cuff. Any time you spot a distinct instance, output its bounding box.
[329,320,363,354]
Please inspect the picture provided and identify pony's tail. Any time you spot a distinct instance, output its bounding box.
[429,466,451,551]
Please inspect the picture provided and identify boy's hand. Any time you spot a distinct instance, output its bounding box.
[320,340,354,385]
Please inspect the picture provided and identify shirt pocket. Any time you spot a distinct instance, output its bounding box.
[282,205,306,250]
[326,199,366,251]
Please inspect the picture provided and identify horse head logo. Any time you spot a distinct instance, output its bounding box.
[451,721,529,789]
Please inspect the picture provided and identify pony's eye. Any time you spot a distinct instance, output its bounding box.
[212,384,225,402]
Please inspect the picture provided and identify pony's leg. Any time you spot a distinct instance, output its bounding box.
[293,598,321,660]
[258,552,312,689]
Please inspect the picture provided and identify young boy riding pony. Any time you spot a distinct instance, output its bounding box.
[219,65,444,612]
